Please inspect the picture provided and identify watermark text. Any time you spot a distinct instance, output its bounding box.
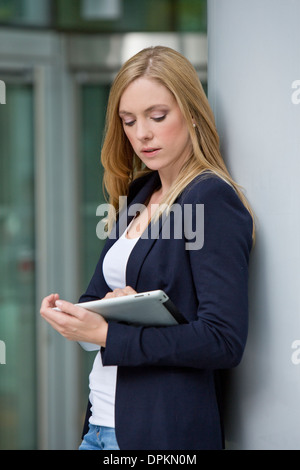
[291,80,300,105]
[96,198,204,251]
[0,340,6,364]
[102,453,196,466]
[291,339,300,365]
[0,79,6,104]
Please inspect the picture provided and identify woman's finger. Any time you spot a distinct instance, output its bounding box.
[105,286,137,298]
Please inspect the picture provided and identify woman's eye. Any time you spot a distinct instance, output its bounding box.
[124,120,135,127]
[152,115,166,122]
[122,114,166,126]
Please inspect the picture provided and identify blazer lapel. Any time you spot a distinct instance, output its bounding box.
[102,171,162,290]
[124,171,163,290]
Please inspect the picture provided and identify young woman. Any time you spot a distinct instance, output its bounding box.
[40,46,254,450]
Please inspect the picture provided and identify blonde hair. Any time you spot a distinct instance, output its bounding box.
[101,46,255,238]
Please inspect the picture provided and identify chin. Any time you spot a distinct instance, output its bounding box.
[144,162,163,171]
[144,159,169,171]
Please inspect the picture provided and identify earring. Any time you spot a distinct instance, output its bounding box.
[193,123,196,128]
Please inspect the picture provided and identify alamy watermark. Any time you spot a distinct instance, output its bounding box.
[96,198,204,250]
[0,340,6,365]
[0,79,6,104]
[291,80,300,105]
[291,339,300,365]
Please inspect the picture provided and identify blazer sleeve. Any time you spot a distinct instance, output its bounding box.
[101,177,253,370]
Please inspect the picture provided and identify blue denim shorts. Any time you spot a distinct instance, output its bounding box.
[79,424,120,450]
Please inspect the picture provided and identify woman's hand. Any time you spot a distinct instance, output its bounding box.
[40,287,137,347]
[40,293,108,347]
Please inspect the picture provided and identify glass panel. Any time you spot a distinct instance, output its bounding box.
[78,83,111,413]
[177,0,207,32]
[0,0,52,27]
[0,83,36,449]
[55,0,207,33]
[0,0,207,32]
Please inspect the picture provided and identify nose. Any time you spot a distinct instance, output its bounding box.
[135,119,153,141]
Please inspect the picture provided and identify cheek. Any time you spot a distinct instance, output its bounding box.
[163,118,190,145]
[159,122,179,143]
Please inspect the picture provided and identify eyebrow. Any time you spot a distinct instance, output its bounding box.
[119,104,169,116]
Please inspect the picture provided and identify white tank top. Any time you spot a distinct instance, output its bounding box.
[88,223,140,428]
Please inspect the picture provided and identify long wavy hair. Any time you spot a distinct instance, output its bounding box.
[101,45,254,237]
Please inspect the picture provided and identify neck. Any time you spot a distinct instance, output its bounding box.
[156,149,192,195]
[156,165,183,196]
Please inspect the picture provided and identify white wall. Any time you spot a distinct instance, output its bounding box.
[208,0,300,449]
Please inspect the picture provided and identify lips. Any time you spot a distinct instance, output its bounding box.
[141,148,161,157]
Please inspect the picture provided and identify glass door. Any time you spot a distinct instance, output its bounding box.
[77,81,111,415]
[0,82,36,449]
[79,83,110,288]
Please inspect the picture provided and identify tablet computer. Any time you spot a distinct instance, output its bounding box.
[75,290,186,351]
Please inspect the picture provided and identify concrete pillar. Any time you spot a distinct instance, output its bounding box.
[208,0,300,449]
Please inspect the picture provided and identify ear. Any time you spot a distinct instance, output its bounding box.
[191,114,197,128]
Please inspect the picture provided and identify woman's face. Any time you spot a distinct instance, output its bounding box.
[119,77,192,181]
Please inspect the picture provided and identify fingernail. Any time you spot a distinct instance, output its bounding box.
[55,300,63,308]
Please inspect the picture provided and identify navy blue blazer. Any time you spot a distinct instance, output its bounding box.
[79,170,253,450]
